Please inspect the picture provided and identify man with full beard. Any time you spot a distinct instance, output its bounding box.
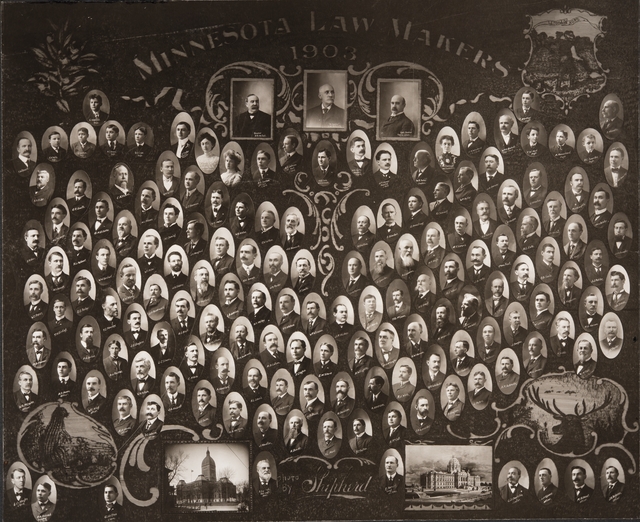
[396,239,417,279]
[371,248,395,287]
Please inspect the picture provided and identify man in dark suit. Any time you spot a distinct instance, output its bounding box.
[559,266,581,308]
[126,124,154,161]
[159,204,182,249]
[590,189,612,229]
[519,216,540,254]
[101,484,124,519]
[113,395,137,436]
[86,93,108,125]
[320,418,342,458]
[84,375,107,416]
[583,293,603,332]
[505,309,528,348]
[235,93,271,138]
[571,466,593,503]
[229,200,254,241]
[302,380,324,420]
[380,95,415,137]
[195,387,216,427]
[27,328,51,369]
[179,343,206,383]
[101,124,125,159]
[452,340,476,377]
[66,178,91,219]
[31,482,56,520]
[538,243,559,283]
[254,149,278,187]
[171,121,194,160]
[345,256,368,298]
[212,236,235,278]
[144,284,169,322]
[287,337,312,382]
[211,355,234,395]
[469,370,492,410]
[72,127,96,158]
[69,231,92,280]
[313,342,338,385]
[432,305,456,344]
[6,467,31,510]
[220,280,244,321]
[600,99,623,139]
[306,82,345,128]
[282,212,304,253]
[261,332,286,377]
[158,158,180,198]
[497,356,519,395]
[347,136,372,177]
[388,287,411,320]
[255,411,278,448]
[447,215,472,254]
[600,320,623,355]
[200,312,222,351]
[421,229,445,271]
[429,182,452,224]
[488,278,508,317]
[229,324,255,362]
[575,340,597,379]
[30,169,54,206]
[378,328,400,370]
[381,456,404,495]
[405,321,428,359]
[498,184,521,225]
[257,211,281,253]
[522,125,547,158]
[405,194,429,238]
[465,120,485,156]
[411,149,436,185]
[349,418,371,454]
[13,137,35,176]
[49,298,73,346]
[384,409,407,448]
[551,129,573,160]
[366,375,388,412]
[612,220,632,258]
[226,400,248,439]
[441,259,464,301]
[180,170,204,212]
[458,293,481,330]
[496,114,518,155]
[293,257,315,295]
[238,244,261,288]
[510,262,533,302]
[161,371,185,414]
[412,396,433,437]
[351,337,373,377]
[15,371,39,413]
[584,246,606,286]
[494,233,516,271]
[114,216,137,261]
[354,215,376,254]
[332,379,356,418]
[392,365,416,403]
[149,328,174,368]
[22,227,46,269]
[92,199,113,241]
[516,90,540,123]
[254,459,277,498]
[98,294,122,339]
[141,401,164,438]
[479,153,504,197]
[280,134,303,175]
[526,338,547,379]
[454,166,477,208]
[272,378,294,416]
[443,382,464,421]
[468,245,490,285]
[412,274,436,314]
[284,416,308,454]
[248,290,272,332]
[500,466,529,504]
[103,340,129,382]
[580,133,601,165]
[132,354,156,399]
[373,151,400,189]
[532,291,553,331]
[243,366,268,407]
[604,465,625,503]
[312,148,335,187]
[423,353,446,391]
[549,317,574,358]
[479,324,501,364]
[25,279,48,321]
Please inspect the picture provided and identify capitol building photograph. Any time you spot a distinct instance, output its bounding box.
[405,446,493,511]
[165,443,249,512]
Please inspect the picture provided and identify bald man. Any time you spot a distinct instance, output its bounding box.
[381,95,415,137]
[307,82,346,128]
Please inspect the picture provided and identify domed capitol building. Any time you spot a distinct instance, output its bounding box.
[420,455,482,490]
[175,448,237,506]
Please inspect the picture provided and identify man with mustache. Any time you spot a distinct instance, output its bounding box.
[479,153,504,196]
[468,245,490,286]
[307,82,345,128]
[282,212,304,252]
[68,229,91,275]
[519,215,540,254]
[505,309,527,348]
[496,114,518,155]
[365,375,388,411]
[498,184,521,225]
[260,332,286,377]
[25,279,47,321]
[332,379,355,418]
[254,459,277,498]
[351,337,373,377]
[590,188,612,229]
[27,328,50,369]
[255,410,278,448]
[141,401,163,438]
[396,239,417,279]
[469,370,491,410]
[381,94,415,137]
[22,227,46,268]
[110,164,133,208]
[211,356,234,395]
[347,136,371,177]
[103,340,128,383]
[413,272,435,313]
[13,136,35,176]
[236,93,271,138]
[244,366,267,406]
[423,352,445,391]
[150,328,174,367]
[452,340,476,377]
[458,293,480,330]
[497,356,519,395]
[303,300,327,341]
[144,283,169,321]
[114,216,136,261]
[510,262,533,302]
[48,204,68,248]
[494,233,516,271]
[166,251,188,297]
[123,310,148,352]
[432,305,455,344]
[412,396,433,436]
[549,316,574,359]
[45,250,70,294]
[225,399,247,438]
[302,380,324,420]
[179,343,205,383]
[405,321,427,360]
[373,149,398,188]
[454,166,477,208]
[265,251,287,294]
[78,323,99,363]
[285,415,308,454]
[353,214,375,254]
[441,259,464,301]
[320,417,342,458]
[84,374,106,416]
[293,257,315,295]
[170,297,195,345]
[132,355,155,398]
[575,340,597,379]
[161,371,184,413]
[371,249,395,288]
[30,169,54,206]
[611,220,632,258]
[229,324,254,362]
[117,263,140,305]
[272,377,294,416]
[392,365,415,403]
[200,312,222,351]
[248,290,272,333]
[113,395,136,436]
[191,266,215,308]
[195,387,216,427]
[387,288,410,321]
[238,244,261,287]
[571,465,593,503]
[500,466,529,504]
[525,337,547,380]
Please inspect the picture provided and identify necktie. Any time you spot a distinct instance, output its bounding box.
[171,396,176,405]
[322,107,327,115]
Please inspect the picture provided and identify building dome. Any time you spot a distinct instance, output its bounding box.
[447,455,461,473]
[201,448,216,482]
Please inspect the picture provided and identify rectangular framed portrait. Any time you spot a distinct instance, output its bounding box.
[163,441,251,514]
[303,70,348,132]
[231,79,274,141]
[377,79,421,141]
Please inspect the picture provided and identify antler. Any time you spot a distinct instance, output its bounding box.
[574,393,611,417]
[527,385,565,416]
